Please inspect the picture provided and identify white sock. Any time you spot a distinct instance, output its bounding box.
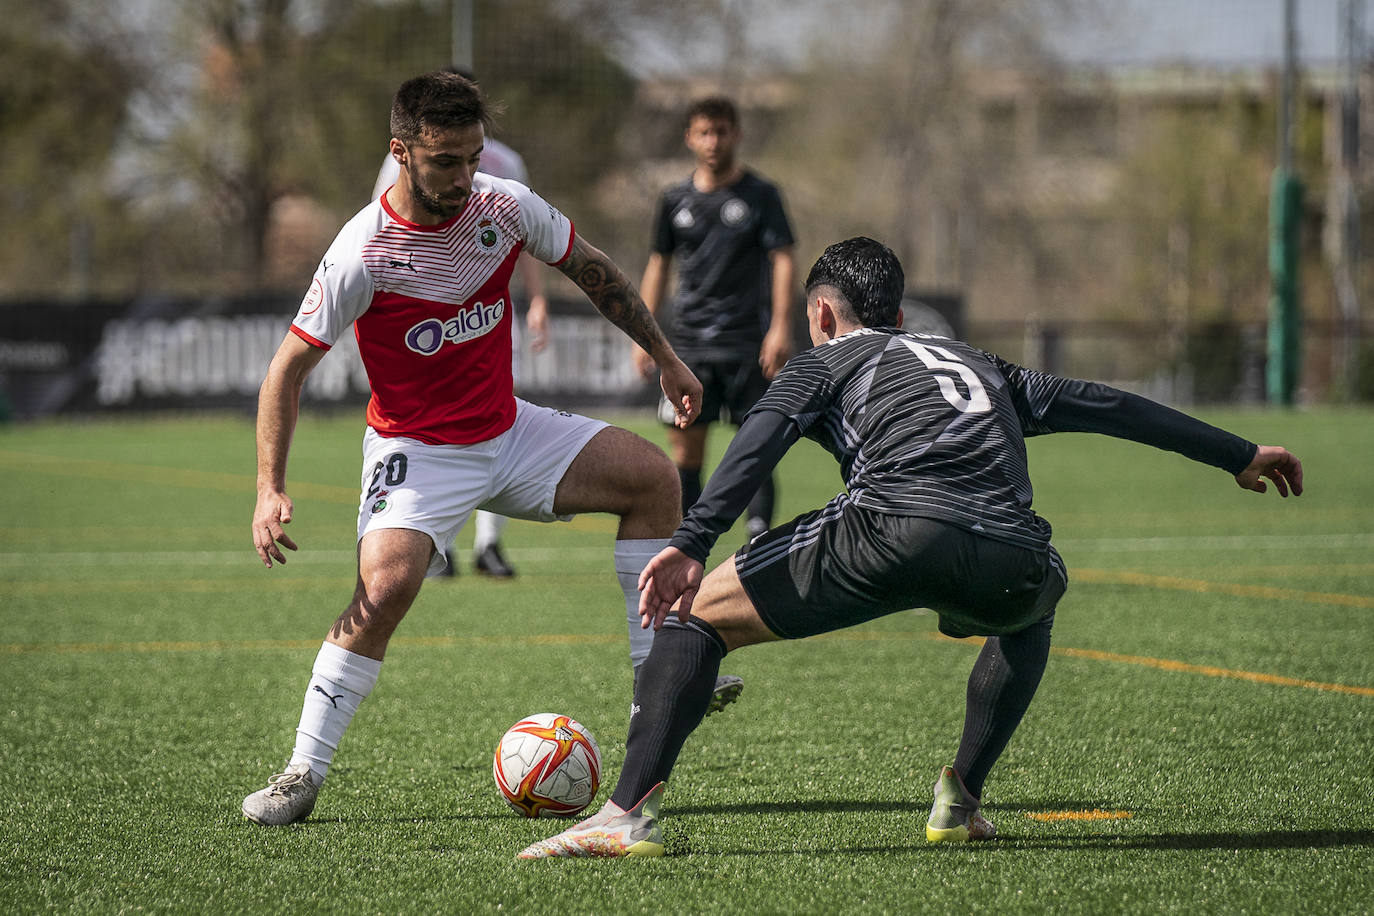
[288,642,382,786]
[473,511,508,553]
[614,538,670,669]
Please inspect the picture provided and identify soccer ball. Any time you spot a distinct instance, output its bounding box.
[492,713,602,818]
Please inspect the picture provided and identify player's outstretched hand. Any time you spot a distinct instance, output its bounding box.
[253,490,299,568]
[658,359,703,429]
[638,546,704,630]
[1234,445,1303,497]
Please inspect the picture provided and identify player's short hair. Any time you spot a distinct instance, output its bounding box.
[805,237,905,328]
[685,95,739,129]
[390,71,493,145]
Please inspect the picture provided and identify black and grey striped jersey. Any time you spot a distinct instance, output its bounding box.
[669,326,1257,563]
[651,171,795,361]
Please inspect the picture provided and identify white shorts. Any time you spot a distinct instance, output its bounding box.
[356,399,608,576]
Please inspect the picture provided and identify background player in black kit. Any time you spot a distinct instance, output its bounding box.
[634,96,796,543]
[522,236,1303,859]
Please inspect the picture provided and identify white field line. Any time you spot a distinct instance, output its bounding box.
[3,532,1372,567]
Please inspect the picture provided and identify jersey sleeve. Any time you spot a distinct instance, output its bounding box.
[666,352,832,561]
[747,349,836,434]
[670,408,801,563]
[650,190,676,255]
[756,182,795,252]
[989,353,1257,474]
[512,183,574,266]
[290,234,375,350]
[984,353,1070,435]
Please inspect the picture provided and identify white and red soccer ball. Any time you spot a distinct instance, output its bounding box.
[493,713,602,817]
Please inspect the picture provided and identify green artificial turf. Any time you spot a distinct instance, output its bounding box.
[2,407,1370,913]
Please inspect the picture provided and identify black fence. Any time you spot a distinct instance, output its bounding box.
[1,294,1367,421]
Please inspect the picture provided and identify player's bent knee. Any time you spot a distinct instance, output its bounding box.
[687,557,778,652]
[556,427,681,521]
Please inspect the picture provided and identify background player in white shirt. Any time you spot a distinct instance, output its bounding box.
[372,72,546,580]
[242,71,734,826]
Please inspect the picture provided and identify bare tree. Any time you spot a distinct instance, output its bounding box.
[0,0,143,295]
[756,0,1092,288]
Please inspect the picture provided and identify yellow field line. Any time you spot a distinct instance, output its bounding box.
[1165,563,1374,576]
[1026,810,1133,822]
[1048,645,1374,697]
[1,633,620,655]
[925,633,1374,697]
[5,578,349,595]
[1076,568,1374,610]
[7,627,1370,698]
[0,449,356,503]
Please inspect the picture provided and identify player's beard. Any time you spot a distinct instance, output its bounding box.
[406,161,466,219]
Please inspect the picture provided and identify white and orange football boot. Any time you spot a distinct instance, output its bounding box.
[518,783,665,859]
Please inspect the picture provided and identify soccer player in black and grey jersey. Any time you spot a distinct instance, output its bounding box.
[521,236,1303,859]
[633,96,797,543]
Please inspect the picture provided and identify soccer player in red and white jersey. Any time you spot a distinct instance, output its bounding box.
[242,71,713,826]
[372,71,545,580]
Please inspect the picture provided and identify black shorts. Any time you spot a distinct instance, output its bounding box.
[659,358,769,428]
[734,496,1067,640]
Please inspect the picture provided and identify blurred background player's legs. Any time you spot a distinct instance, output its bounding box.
[438,511,516,578]
[663,379,775,539]
[667,427,774,540]
[744,473,774,539]
[472,510,515,577]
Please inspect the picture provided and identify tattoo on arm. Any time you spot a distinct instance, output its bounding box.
[558,235,668,355]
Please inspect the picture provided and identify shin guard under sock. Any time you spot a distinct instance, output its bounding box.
[615,538,669,669]
[289,642,382,785]
[953,614,1054,799]
[611,619,726,809]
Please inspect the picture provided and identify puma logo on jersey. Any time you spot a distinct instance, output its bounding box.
[404,298,506,355]
[388,253,417,272]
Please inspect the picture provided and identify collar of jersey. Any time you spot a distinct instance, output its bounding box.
[380,190,472,232]
[826,327,887,346]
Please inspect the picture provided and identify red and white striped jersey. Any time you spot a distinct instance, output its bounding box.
[290,173,574,445]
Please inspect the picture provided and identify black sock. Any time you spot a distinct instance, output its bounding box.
[611,619,726,810]
[746,475,776,530]
[952,614,1054,799]
[678,467,702,515]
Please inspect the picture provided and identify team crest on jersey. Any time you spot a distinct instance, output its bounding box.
[370,490,390,515]
[721,198,750,226]
[672,207,695,229]
[476,218,500,250]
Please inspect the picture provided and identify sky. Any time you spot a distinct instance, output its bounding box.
[104,0,1372,77]
[1053,0,1369,69]
[665,0,1372,76]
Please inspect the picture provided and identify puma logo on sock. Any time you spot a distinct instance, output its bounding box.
[312,685,344,708]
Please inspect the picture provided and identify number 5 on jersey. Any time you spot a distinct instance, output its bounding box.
[900,339,991,414]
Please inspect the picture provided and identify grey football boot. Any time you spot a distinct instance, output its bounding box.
[242,763,319,826]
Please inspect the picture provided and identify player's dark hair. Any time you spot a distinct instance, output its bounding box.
[805,237,905,327]
[390,70,493,144]
[685,95,739,128]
